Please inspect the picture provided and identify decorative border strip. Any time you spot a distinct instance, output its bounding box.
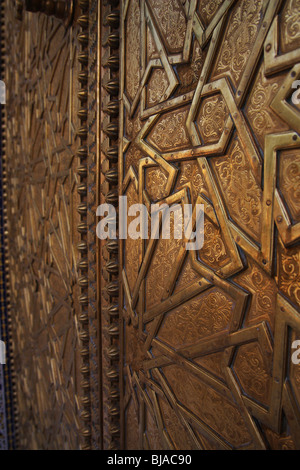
[100,0,121,450]
[77,0,122,449]
[0,0,17,450]
[86,0,101,450]
[76,0,93,451]
[1,0,121,450]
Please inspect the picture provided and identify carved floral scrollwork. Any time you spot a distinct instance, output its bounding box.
[248,70,281,137]
[282,0,300,47]
[280,153,300,220]
[120,0,300,451]
[176,41,205,95]
[148,108,190,152]
[147,69,169,107]
[178,162,207,203]
[237,261,276,328]
[146,218,183,309]
[125,0,141,101]
[164,365,252,447]
[198,95,228,144]
[146,167,168,201]
[214,139,262,241]
[234,343,271,406]
[159,290,233,347]
[214,0,264,85]
[281,252,300,307]
[200,220,227,267]
[198,0,224,25]
[148,0,187,52]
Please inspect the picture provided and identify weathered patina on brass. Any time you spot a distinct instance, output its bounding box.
[120,0,300,450]
[15,0,74,25]
[2,0,300,451]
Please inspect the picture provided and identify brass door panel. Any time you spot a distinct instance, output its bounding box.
[4,1,98,450]
[120,0,300,450]
[2,0,300,451]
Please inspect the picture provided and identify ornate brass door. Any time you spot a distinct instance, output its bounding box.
[120,0,300,450]
[4,0,99,450]
[2,0,300,451]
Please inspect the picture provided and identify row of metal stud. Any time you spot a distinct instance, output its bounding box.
[76,0,92,451]
[101,0,120,450]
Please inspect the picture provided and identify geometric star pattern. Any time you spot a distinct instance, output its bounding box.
[4,5,84,449]
[120,0,300,450]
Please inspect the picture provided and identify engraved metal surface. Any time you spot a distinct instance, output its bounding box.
[0,0,17,450]
[2,0,300,451]
[120,0,300,450]
[4,0,92,450]
[100,0,122,451]
[16,0,74,26]
[4,0,121,450]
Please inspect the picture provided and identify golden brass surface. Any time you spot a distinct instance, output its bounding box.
[16,0,74,26]
[3,0,300,450]
[120,0,300,450]
[4,0,94,450]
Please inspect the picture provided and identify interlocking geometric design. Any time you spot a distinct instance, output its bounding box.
[120,0,300,450]
[2,0,300,451]
[4,2,88,449]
